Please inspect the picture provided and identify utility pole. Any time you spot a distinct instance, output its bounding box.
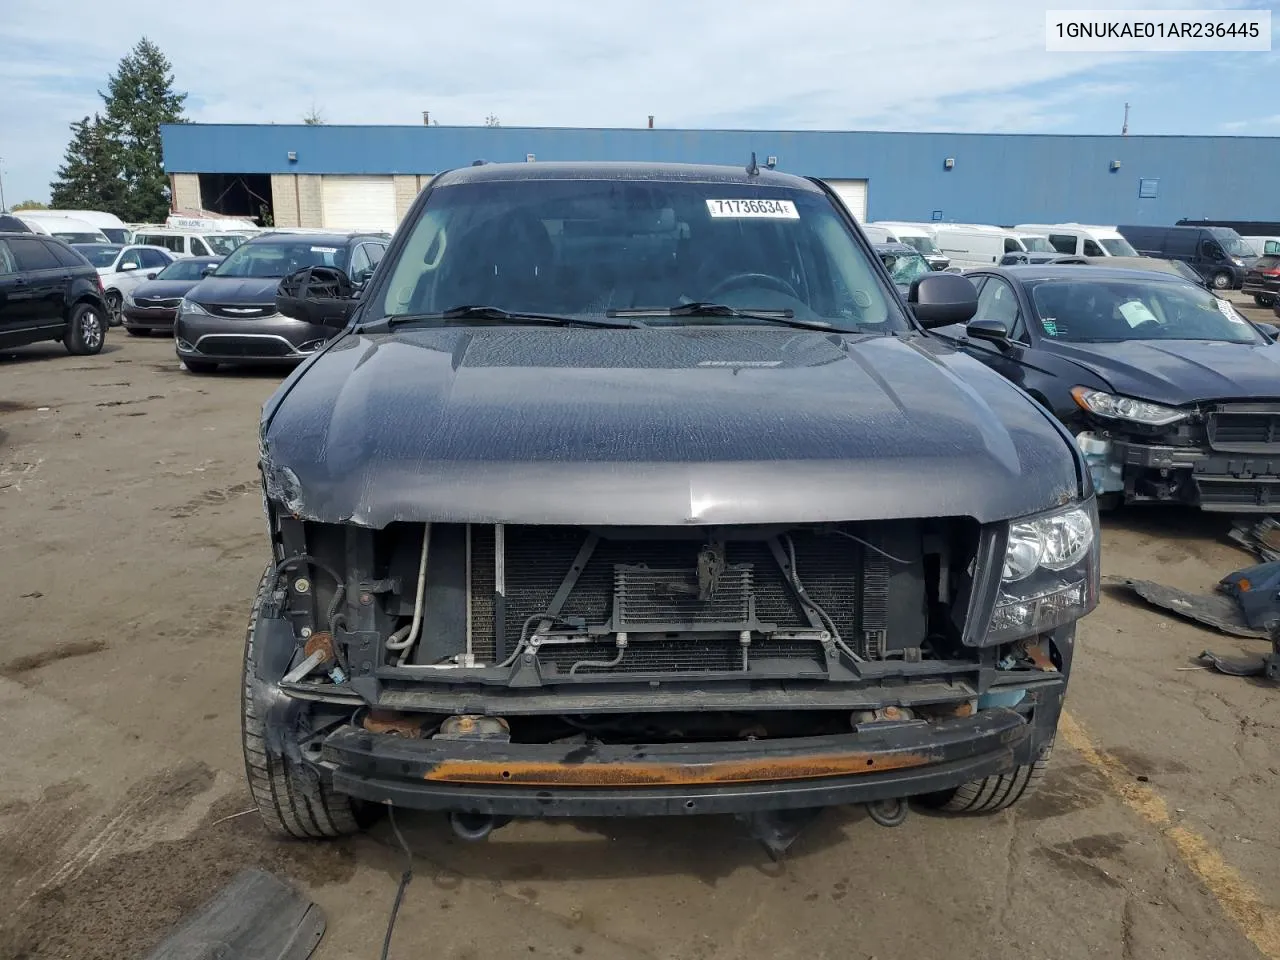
[1122,103,1130,137]
[0,157,7,212]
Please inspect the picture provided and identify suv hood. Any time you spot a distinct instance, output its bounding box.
[187,276,280,306]
[1043,338,1280,406]
[261,327,1081,527]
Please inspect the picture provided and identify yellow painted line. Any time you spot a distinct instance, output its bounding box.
[1059,710,1280,958]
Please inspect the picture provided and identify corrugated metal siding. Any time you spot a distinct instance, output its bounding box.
[161,124,1280,227]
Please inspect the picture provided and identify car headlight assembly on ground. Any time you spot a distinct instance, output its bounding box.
[1070,387,1189,427]
[985,500,1100,645]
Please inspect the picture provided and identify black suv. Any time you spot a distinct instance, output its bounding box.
[174,231,388,372]
[242,163,1099,850]
[0,232,108,355]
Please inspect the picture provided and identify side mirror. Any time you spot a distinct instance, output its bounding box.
[145,272,158,280]
[276,266,357,329]
[966,318,1012,346]
[120,262,138,272]
[908,272,978,328]
[200,265,216,277]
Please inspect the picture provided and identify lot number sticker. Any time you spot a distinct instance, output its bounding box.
[706,199,799,219]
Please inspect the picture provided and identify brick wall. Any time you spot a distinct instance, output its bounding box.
[296,175,323,227]
[269,175,299,227]
[393,176,419,223]
[170,173,201,213]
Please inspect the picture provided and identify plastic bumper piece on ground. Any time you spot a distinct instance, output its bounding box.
[319,707,1034,817]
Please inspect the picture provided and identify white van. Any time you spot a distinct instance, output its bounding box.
[131,227,249,258]
[869,222,950,270]
[1013,223,1137,257]
[932,224,1055,267]
[35,210,131,244]
[1242,236,1280,257]
[13,213,110,244]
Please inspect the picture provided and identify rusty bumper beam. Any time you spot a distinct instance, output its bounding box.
[320,708,1032,817]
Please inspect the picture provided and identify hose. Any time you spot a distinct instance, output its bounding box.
[494,612,563,670]
[569,637,628,675]
[386,524,431,665]
[784,535,864,663]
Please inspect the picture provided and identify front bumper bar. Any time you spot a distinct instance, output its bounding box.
[317,707,1042,817]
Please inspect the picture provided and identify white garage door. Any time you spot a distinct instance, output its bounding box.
[321,176,397,232]
[824,179,868,221]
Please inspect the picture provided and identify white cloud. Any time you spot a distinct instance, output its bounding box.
[0,0,1254,201]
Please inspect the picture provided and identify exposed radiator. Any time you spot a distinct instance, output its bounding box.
[467,524,902,671]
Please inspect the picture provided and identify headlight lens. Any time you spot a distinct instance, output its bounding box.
[180,298,211,317]
[1071,387,1188,427]
[122,289,136,306]
[986,501,1100,644]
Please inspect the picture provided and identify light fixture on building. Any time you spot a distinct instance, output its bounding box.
[943,157,955,170]
[1110,159,1122,171]
[287,151,297,162]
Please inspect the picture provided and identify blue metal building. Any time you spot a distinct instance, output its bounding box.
[160,123,1277,231]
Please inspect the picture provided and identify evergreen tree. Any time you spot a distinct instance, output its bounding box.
[101,37,188,221]
[50,114,127,212]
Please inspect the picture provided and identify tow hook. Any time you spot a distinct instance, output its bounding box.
[865,797,910,827]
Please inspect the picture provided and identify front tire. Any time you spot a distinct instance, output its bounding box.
[242,565,365,839]
[1255,295,1275,308]
[923,740,1053,813]
[1212,271,1232,290]
[105,291,123,327]
[64,302,106,355]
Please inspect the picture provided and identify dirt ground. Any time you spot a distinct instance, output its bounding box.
[2,301,1279,960]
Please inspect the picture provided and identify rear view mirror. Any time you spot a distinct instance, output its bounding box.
[200,265,216,277]
[145,272,158,280]
[120,262,138,271]
[908,272,978,328]
[277,266,358,329]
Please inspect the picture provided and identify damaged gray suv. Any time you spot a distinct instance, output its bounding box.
[244,161,1100,851]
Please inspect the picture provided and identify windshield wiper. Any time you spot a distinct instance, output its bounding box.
[607,302,839,332]
[366,305,637,332]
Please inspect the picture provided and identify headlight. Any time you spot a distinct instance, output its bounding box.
[180,298,211,317]
[122,289,136,306]
[985,501,1100,645]
[1071,387,1188,427]
[1232,258,1244,266]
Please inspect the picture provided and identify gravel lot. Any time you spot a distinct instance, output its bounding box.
[2,301,1278,960]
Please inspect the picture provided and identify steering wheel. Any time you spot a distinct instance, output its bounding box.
[707,272,800,301]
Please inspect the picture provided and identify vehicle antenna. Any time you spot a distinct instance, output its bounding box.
[746,151,760,177]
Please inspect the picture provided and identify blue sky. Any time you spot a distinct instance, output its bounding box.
[1,0,1276,205]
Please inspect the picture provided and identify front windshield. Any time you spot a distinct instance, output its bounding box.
[101,228,130,244]
[1021,236,1054,252]
[377,178,904,332]
[157,259,213,280]
[1030,278,1259,344]
[205,233,247,256]
[1099,237,1137,257]
[881,250,932,287]
[1210,229,1253,258]
[899,235,940,255]
[74,244,122,267]
[214,239,346,278]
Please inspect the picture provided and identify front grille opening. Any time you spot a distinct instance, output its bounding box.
[297,517,982,679]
